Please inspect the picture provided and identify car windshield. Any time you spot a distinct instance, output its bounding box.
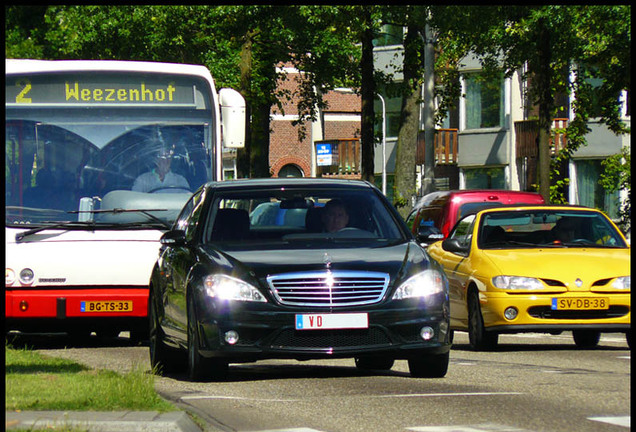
[202,187,405,244]
[478,210,628,249]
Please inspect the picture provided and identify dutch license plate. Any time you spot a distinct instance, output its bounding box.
[551,297,609,310]
[80,301,133,313]
[295,313,368,330]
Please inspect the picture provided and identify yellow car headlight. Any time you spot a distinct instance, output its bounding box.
[492,275,544,290]
[611,276,630,290]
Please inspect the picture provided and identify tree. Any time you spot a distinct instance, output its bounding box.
[432,6,630,203]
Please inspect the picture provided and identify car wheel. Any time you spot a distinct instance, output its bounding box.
[355,356,395,371]
[468,290,498,351]
[149,290,185,375]
[572,330,601,349]
[187,296,228,382]
[408,352,449,378]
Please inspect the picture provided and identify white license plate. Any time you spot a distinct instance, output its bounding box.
[295,313,368,330]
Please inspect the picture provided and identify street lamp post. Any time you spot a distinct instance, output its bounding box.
[377,94,387,195]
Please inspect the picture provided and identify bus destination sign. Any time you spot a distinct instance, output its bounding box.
[6,73,200,107]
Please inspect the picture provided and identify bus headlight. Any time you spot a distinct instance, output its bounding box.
[19,268,35,285]
[6,268,16,286]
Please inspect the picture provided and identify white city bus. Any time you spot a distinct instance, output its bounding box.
[5,59,245,340]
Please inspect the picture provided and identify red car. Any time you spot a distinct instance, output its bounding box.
[406,190,545,243]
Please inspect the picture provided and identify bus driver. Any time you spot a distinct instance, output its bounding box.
[132,150,190,193]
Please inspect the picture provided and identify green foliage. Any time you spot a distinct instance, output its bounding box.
[600,147,631,233]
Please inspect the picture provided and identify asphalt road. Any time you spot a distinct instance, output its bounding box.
[15,331,631,432]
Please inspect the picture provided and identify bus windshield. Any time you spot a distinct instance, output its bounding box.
[6,67,216,227]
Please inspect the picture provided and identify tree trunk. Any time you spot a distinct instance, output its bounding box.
[394,24,422,216]
[536,18,553,203]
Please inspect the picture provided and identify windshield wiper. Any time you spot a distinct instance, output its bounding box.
[15,221,97,242]
[15,208,172,242]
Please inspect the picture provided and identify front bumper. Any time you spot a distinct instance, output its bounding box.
[480,291,630,333]
[5,287,149,333]
[195,301,451,362]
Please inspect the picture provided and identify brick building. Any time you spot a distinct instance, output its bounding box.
[269,64,361,178]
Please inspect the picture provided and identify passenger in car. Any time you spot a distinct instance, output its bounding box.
[551,217,579,242]
[322,199,350,233]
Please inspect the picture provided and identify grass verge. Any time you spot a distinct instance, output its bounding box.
[5,342,175,412]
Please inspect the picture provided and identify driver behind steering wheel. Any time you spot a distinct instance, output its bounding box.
[132,148,190,193]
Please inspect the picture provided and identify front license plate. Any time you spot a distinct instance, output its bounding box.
[295,313,368,330]
[80,301,133,313]
[551,297,609,310]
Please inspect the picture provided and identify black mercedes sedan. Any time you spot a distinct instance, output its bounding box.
[148,178,451,381]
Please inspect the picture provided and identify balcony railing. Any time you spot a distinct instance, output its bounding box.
[515,118,568,158]
[416,129,459,165]
[315,138,362,178]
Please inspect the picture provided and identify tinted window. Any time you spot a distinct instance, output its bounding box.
[202,187,404,244]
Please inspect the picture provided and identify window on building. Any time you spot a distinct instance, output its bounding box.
[375,83,403,138]
[576,159,619,219]
[278,164,304,178]
[464,72,505,129]
[463,167,506,189]
[373,24,404,47]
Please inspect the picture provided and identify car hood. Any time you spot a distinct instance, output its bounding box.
[202,240,429,284]
[481,247,630,289]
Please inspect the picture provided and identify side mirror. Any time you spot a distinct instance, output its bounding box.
[416,226,444,245]
[160,230,187,247]
[219,88,246,149]
[441,238,469,255]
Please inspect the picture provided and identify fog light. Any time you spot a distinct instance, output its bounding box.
[504,307,518,321]
[224,330,239,345]
[19,300,28,312]
[420,326,435,341]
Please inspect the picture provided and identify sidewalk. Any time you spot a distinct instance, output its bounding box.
[5,410,203,432]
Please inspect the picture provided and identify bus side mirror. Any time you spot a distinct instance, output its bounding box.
[219,88,246,149]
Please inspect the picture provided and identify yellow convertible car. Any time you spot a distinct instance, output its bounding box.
[426,205,630,350]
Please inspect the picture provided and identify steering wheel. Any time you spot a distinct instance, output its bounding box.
[147,185,191,194]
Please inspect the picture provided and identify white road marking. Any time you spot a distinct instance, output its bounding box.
[588,416,630,428]
[180,391,522,403]
[408,424,532,432]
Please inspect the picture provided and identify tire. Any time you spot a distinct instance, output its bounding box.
[467,290,498,351]
[187,296,228,382]
[149,290,185,375]
[408,352,449,378]
[355,356,395,371]
[572,330,601,349]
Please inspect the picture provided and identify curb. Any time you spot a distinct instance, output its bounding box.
[5,410,202,432]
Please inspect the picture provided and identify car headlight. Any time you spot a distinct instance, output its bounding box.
[611,276,630,290]
[492,275,544,290]
[392,270,445,300]
[203,274,267,302]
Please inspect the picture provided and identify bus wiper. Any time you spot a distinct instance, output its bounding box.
[15,221,97,242]
[70,208,173,230]
[15,208,171,242]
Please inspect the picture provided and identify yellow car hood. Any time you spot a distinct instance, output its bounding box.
[481,247,630,290]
